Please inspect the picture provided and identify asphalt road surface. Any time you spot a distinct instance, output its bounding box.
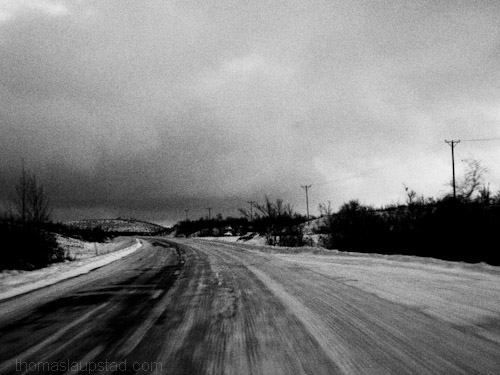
[1,238,499,374]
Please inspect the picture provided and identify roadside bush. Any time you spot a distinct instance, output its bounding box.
[321,200,387,252]
[251,197,306,247]
[44,222,108,243]
[317,197,500,265]
[0,220,65,270]
[175,217,250,238]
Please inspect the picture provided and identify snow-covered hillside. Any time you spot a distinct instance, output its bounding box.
[65,218,171,235]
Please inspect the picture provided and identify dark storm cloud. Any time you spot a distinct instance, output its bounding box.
[1,0,500,224]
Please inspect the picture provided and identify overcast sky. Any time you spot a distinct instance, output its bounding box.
[1,0,500,226]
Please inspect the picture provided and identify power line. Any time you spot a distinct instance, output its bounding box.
[248,141,447,212]
[460,137,500,142]
[178,136,499,221]
[313,141,446,188]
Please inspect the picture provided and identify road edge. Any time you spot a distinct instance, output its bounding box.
[0,239,143,301]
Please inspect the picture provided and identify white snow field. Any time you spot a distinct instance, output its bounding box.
[274,252,500,344]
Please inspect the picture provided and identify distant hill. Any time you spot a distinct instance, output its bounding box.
[65,218,172,236]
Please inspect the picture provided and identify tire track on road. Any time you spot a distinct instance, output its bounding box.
[173,239,343,375]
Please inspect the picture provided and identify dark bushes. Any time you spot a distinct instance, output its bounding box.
[1,165,65,270]
[42,222,108,243]
[254,213,306,247]
[0,220,65,270]
[326,200,386,252]
[318,197,500,265]
[175,217,250,238]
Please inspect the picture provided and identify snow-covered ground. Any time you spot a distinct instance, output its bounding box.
[201,235,267,246]
[200,233,327,247]
[202,236,241,243]
[56,234,135,260]
[276,252,500,343]
[0,237,142,301]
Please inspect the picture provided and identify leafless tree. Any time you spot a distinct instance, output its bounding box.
[14,163,30,223]
[14,165,52,224]
[28,174,52,224]
[318,201,333,219]
[317,201,335,238]
[403,184,418,205]
[238,207,251,220]
[477,184,492,205]
[255,196,293,219]
[254,196,302,246]
[457,158,488,200]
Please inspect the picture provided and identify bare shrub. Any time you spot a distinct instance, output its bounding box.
[14,164,52,224]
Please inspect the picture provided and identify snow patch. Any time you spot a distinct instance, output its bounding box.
[278,253,500,329]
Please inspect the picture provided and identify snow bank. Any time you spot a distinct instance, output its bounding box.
[0,239,142,301]
[278,252,500,333]
[56,235,137,260]
[201,236,241,243]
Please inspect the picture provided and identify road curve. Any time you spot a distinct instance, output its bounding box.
[0,238,499,374]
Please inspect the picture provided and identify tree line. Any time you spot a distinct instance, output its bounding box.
[314,158,500,264]
[174,196,307,247]
[175,159,500,265]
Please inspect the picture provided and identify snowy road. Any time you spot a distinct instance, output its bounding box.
[1,238,499,374]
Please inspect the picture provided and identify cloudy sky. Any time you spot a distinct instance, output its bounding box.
[1,0,500,226]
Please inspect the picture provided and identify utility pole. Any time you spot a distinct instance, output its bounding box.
[246,201,255,221]
[301,185,312,221]
[445,140,460,199]
[206,207,212,220]
[184,209,189,221]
